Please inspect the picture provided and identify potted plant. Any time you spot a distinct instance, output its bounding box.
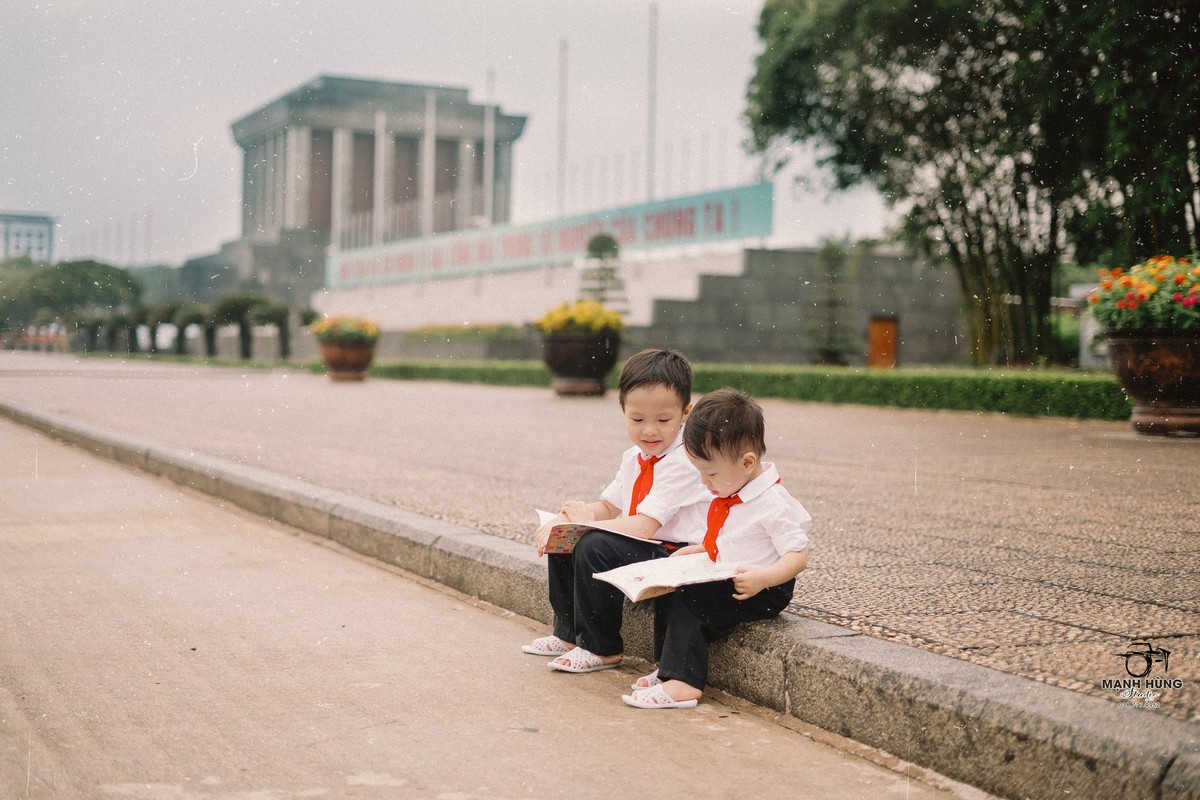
[579,231,628,315]
[1087,254,1200,435]
[533,299,624,396]
[310,315,380,381]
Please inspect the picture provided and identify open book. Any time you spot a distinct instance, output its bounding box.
[536,509,650,555]
[593,552,738,602]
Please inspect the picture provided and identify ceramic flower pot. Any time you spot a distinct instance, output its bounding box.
[1106,330,1200,436]
[320,342,376,381]
[540,332,619,396]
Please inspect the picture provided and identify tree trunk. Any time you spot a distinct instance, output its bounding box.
[238,321,252,360]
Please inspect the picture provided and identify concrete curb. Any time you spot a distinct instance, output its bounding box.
[4,399,1197,800]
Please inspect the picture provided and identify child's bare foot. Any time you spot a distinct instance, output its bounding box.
[548,646,622,673]
[658,679,702,702]
[631,668,660,690]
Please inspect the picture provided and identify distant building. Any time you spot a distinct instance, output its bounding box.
[182,75,527,306]
[1,212,55,262]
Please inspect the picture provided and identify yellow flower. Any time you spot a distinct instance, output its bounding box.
[533,299,624,335]
[310,315,380,346]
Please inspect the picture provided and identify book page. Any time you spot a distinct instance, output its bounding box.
[593,552,738,602]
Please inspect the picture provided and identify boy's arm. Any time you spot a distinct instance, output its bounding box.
[731,550,808,601]
[564,499,663,539]
[582,511,662,540]
[561,499,620,523]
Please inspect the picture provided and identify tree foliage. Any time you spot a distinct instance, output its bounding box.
[212,293,269,360]
[1071,3,1199,261]
[0,258,142,328]
[746,0,1198,364]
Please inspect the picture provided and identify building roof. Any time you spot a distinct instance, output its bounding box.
[232,74,527,145]
[0,212,55,224]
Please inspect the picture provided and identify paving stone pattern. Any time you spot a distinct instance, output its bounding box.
[1,353,1195,723]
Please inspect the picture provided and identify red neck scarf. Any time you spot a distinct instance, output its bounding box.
[629,454,662,516]
[702,494,742,561]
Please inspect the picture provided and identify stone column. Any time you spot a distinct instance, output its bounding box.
[420,90,437,238]
[283,125,311,230]
[241,146,255,238]
[264,133,278,235]
[483,86,495,226]
[456,138,475,229]
[372,111,392,245]
[330,127,353,251]
[494,141,514,224]
[271,130,286,234]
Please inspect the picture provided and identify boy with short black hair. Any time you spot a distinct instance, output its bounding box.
[623,386,811,708]
[523,348,713,673]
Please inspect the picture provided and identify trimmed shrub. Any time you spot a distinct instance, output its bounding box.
[333,358,1129,420]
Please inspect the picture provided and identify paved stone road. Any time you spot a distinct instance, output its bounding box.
[0,410,972,799]
[1,351,1196,722]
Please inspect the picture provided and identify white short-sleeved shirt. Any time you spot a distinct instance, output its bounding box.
[673,461,811,569]
[599,432,712,544]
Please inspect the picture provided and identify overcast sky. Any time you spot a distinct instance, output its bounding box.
[2,0,889,267]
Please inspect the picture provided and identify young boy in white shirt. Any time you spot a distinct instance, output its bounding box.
[523,349,713,673]
[623,387,811,709]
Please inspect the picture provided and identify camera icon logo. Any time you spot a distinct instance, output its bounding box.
[1116,642,1170,678]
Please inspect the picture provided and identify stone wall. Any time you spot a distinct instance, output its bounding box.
[628,247,965,366]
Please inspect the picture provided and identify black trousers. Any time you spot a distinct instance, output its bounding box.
[653,577,795,691]
[547,531,677,656]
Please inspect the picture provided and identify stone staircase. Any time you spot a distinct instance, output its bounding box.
[626,247,963,366]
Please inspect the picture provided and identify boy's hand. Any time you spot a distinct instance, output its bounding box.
[669,544,705,558]
[731,566,770,600]
[535,522,554,557]
[561,500,595,523]
[535,511,569,557]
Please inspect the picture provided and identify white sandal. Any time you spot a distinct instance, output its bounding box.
[548,646,621,673]
[631,668,660,691]
[521,635,571,656]
[621,683,699,709]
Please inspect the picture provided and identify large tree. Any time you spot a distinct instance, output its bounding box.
[746,0,1197,365]
[0,258,142,328]
[1070,3,1199,262]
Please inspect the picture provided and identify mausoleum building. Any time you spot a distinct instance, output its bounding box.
[182,75,526,306]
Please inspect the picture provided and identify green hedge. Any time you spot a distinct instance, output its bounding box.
[692,364,1131,420]
[365,358,552,387]
[349,358,1130,421]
